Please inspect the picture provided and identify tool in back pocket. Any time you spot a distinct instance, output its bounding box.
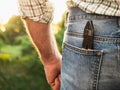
[82,20,94,49]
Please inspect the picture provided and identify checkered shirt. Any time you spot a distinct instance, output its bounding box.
[18,0,54,23]
[67,0,120,17]
[18,0,120,23]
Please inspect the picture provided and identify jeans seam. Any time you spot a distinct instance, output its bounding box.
[63,42,102,56]
[96,52,103,90]
[118,45,120,72]
[68,14,116,22]
[90,51,103,90]
[67,32,120,43]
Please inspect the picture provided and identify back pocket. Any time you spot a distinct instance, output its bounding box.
[62,42,103,90]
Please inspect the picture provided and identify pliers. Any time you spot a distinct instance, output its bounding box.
[82,20,94,49]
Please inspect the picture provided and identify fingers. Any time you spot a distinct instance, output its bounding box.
[49,75,61,89]
[52,77,61,90]
[44,59,61,90]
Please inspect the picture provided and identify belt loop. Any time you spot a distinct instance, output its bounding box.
[117,17,120,28]
[118,17,120,28]
[64,10,69,28]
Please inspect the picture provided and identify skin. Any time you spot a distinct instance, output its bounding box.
[24,18,62,90]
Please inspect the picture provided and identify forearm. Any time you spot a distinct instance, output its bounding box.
[24,18,61,65]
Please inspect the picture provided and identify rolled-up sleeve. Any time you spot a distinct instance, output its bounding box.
[18,0,54,23]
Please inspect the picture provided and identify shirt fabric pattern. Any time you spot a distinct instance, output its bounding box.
[67,0,120,17]
[18,0,120,23]
[18,0,54,23]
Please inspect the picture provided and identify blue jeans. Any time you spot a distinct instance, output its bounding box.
[61,7,120,90]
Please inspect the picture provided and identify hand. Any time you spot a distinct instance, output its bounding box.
[44,55,62,90]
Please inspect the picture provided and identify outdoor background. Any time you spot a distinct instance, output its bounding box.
[0,0,66,90]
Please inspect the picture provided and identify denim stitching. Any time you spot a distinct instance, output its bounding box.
[91,61,98,90]
[89,50,103,90]
[63,42,103,90]
[95,51,103,90]
[68,14,116,22]
[118,45,120,72]
[63,42,102,56]
[67,32,120,43]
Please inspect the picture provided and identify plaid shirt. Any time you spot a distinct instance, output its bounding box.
[67,0,120,17]
[18,0,120,23]
[18,0,54,23]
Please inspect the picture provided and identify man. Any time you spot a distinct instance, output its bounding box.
[18,0,120,90]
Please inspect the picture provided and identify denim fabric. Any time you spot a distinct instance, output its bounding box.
[61,7,120,90]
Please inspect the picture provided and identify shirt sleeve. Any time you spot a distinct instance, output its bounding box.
[18,0,54,23]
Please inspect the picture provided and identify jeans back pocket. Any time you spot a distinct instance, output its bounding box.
[61,42,103,90]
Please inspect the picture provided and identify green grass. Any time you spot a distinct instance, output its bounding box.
[0,59,51,90]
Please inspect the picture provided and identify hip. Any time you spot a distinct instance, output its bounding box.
[61,7,120,90]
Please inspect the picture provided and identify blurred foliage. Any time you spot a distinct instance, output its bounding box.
[0,54,10,61]
[54,11,66,53]
[4,15,26,44]
[0,59,51,90]
[0,12,65,90]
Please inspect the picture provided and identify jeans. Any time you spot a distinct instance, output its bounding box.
[61,7,120,90]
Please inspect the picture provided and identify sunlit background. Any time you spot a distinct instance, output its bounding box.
[0,0,66,24]
[0,1,66,89]
[0,0,18,24]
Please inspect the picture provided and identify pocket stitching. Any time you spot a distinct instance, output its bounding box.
[63,42,103,56]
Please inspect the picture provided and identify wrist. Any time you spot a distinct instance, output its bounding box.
[41,52,62,66]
